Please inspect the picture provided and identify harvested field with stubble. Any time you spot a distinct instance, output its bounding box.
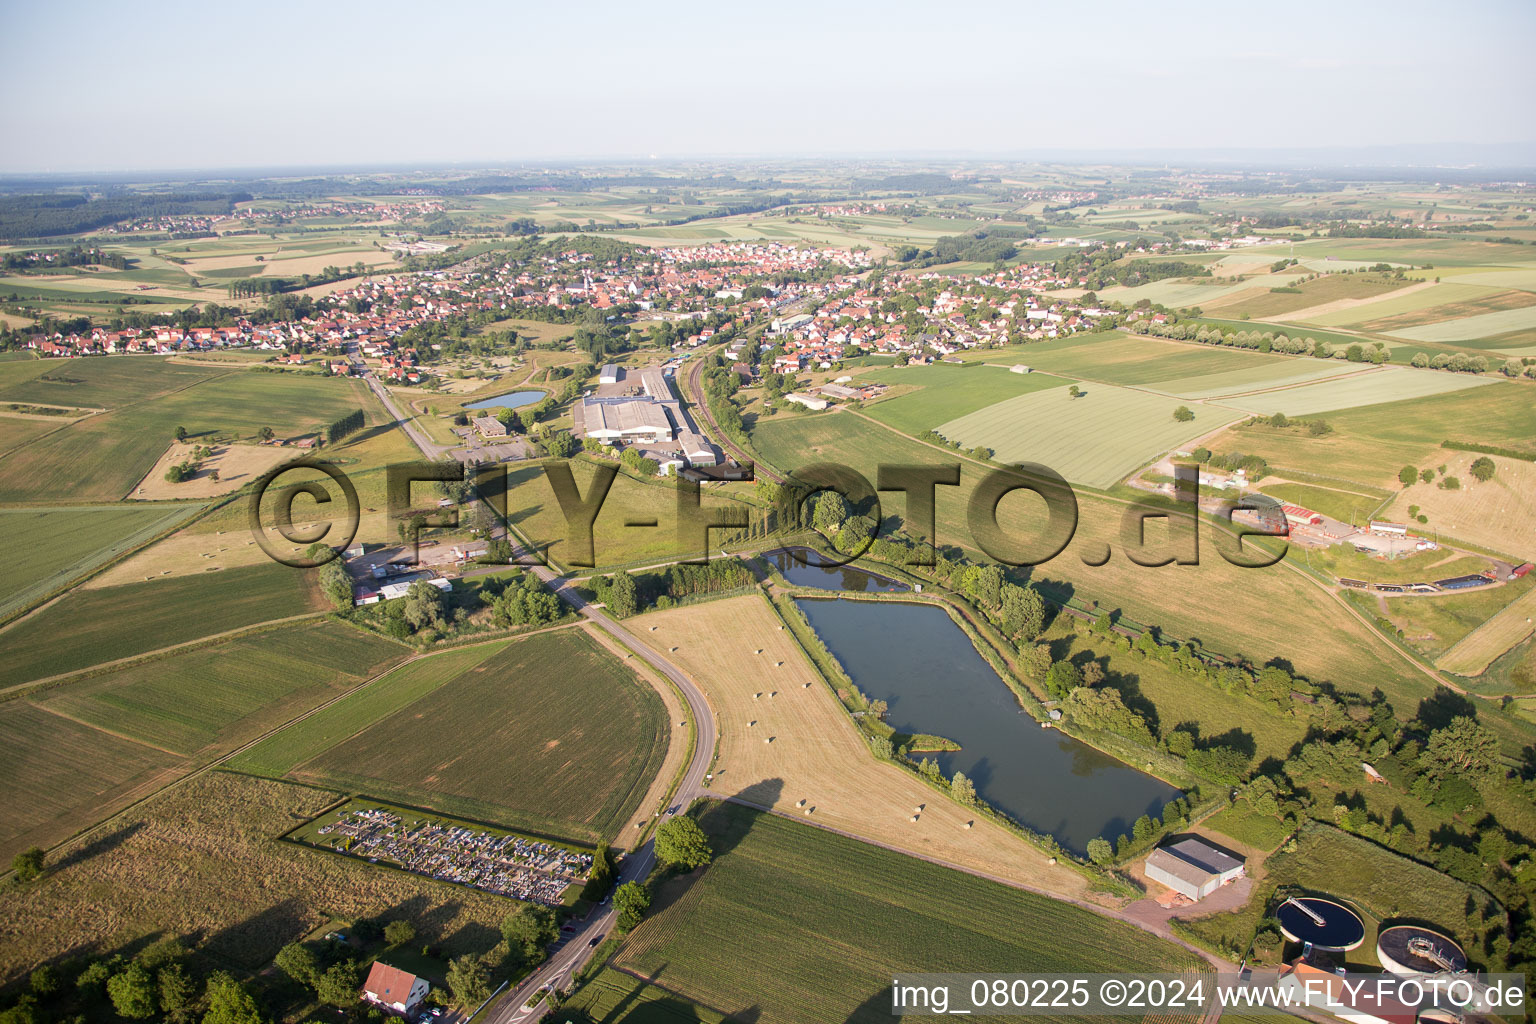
[608,801,1202,1024]
[1436,587,1536,677]
[1381,450,1536,557]
[629,594,1088,896]
[0,772,516,984]
[283,626,671,844]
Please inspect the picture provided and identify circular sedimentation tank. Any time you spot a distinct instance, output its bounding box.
[1275,896,1365,951]
[1377,925,1467,975]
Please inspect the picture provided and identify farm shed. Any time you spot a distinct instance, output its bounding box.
[1144,837,1245,900]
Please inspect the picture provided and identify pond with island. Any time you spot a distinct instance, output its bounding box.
[795,596,1178,855]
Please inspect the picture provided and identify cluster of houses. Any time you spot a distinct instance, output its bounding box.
[315,806,593,906]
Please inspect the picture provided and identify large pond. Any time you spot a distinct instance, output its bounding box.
[463,389,545,412]
[796,597,1179,855]
[767,547,906,593]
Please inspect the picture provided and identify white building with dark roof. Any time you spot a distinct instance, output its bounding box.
[1144,837,1245,900]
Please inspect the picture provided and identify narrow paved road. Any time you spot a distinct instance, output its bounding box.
[487,575,717,1023]
[361,359,717,1022]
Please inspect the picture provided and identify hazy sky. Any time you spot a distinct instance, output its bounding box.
[3,0,1532,173]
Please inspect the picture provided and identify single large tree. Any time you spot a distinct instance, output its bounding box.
[501,904,558,962]
[606,570,638,617]
[811,489,848,533]
[655,816,713,870]
[11,846,43,882]
[1419,716,1499,783]
[613,880,651,930]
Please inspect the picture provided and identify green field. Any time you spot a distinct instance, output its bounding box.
[0,701,181,863]
[0,561,321,688]
[0,503,203,620]
[560,969,729,1023]
[0,620,404,861]
[1145,361,1368,401]
[0,359,373,502]
[1213,365,1494,418]
[605,801,1202,1023]
[1209,381,1536,489]
[934,384,1236,488]
[489,458,755,570]
[36,620,405,755]
[858,363,1064,434]
[1203,803,1296,851]
[278,628,669,843]
[953,332,1275,385]
[228,640,511,776]
[1257,482,1389,526]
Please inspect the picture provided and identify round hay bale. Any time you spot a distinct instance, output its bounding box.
[797,799,806,807]
[964,821,973,829]
[910,815,919,822]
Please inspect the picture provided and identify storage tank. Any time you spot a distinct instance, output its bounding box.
[1377,925,1467,975]
[1275,896,1365,952]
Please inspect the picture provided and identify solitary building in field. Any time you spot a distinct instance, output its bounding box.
[1144,837,1245,900]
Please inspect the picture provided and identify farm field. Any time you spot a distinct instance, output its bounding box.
[1379,450,1536,557]
[561,969,729,1023]
[1176,822,1505,973]
[858,363,1063,434]
[1387,304,1536,342]
[1348,288,1536,333]
[1144,361,1369,401]
[608,801,1203,1024]
[934,384,1238,488]
[228,640,510,777]
[35,620,406,755]
[0,502,202,620]
[0,620,404,860]
[1435,585,1536,677]
[953,331,1276,385]
[1212,365,1494,418]
[747,411,1441,709]
[1212,273,1413,320]
[0,561,322,689]
[1204,382,1536,490]
[1361,579,1531,667]
[0,772,514,985]
[0,360,374,502]
[629,595,1088,895]
[1307,281,1494,328]
[285,626,670,844]
[1091,274,1303,309]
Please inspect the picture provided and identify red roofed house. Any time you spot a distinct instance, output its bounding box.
[361,962,430,1016]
